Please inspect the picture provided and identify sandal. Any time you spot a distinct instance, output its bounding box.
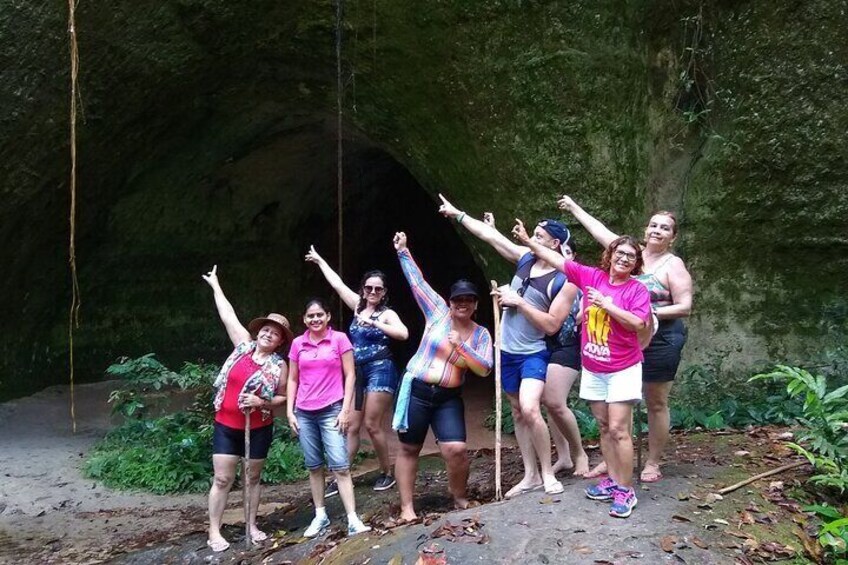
[250,529,268,543]
[207,539,230,553]
[504,481,543,499]
[640,465,663,483]
[544,479,564,495]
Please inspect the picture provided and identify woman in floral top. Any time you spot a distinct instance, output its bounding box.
[202,265,293,552]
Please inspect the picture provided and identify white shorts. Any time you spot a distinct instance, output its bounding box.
[579,363,642,403]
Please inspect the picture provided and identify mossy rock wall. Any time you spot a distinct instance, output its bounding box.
[1,0,846,400]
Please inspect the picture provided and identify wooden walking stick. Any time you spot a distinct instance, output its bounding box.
[243,409,253,548]
[490,281,503,501]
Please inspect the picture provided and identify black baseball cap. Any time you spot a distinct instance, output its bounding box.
[449,279,479,300]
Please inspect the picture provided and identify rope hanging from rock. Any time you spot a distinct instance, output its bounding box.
[67,0,81,433]
[335,0,345,323]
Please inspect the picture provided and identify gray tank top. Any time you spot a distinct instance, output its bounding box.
[501,254,561,355]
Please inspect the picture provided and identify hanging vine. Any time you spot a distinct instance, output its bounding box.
[67,0,82,433]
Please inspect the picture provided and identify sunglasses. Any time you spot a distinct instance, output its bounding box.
[363,285,385,294]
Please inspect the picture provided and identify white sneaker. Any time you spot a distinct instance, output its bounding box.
[304,515,330,538]
[347,517,372,536]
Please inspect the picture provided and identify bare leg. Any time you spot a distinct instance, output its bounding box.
[308,468,326,509]
[504,392,542,497]
[588,401,611,482]
[642,381,673,480]
[519,379,560,491]
[395,442,422,521]
[333,469,358,515]
[246,459,267,540]
[605,402,635,489]
[208,454,239,545]
[346,409,364,466]
[439,441,470,509]
[543,364,589,476]
[363,391,394,475]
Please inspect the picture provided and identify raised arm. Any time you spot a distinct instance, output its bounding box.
[202,265,251,347]
[305,245,359,311]
[438,194,527,263]
[512,219,566,271]
[393,232,448,318]
[558,195,618,248]
[659,256,693,320]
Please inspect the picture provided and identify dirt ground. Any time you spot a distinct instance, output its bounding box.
[0,382,815,564]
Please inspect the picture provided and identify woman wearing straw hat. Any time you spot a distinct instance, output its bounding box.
[202,265,294,552]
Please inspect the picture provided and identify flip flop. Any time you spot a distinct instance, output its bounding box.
[504,482,543,499]
[207,539,230,553]
[251,529,268,543]
[640,467,663,483]
[544,480,564,495]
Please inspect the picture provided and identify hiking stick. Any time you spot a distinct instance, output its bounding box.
[635,403,643,485]
[243,409,252,548]
[490,281,503,501]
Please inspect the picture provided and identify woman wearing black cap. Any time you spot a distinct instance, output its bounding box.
[391,232,493,521]
[437,195,578,498]
[202,266,293,552]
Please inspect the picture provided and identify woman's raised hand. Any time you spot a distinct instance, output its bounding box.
[558,195,576,213]
[305,245,324,265]
[511,219,531,244]
[202,265,219,287]
[483,212,496,228]
[437,193,461,219]
[393,231,408,251]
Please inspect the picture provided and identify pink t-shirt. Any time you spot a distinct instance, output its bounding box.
[289,328,353,411]
[564,261,652,373]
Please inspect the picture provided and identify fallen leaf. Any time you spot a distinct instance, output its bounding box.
[672,514,692,522]
[388,555,403,565]
[691,536,709,549]
[660,535,678,553]
[734,450,751,457]
[676,492,690,501]
[705,493,724,504]
[713,518,730,526]
[574,545,593,555]
[738,510,755,525]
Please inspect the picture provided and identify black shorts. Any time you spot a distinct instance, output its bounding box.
[548,334,581,372]
[643,318,687,383]
[212,421,274,459]
[398,379,465,445]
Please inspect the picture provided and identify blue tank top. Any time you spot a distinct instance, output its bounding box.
[348,311,393,364]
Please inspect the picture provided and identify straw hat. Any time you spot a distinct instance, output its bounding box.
[247,313,294,345]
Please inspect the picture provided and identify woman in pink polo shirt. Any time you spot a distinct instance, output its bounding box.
[286,298,371,538]
[513,221,651,520]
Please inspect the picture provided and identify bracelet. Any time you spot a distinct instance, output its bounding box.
[457,212,466,224]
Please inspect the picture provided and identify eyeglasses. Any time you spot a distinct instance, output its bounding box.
[613,249,638,262]
[363,285,385,294]
[517,277,531,297]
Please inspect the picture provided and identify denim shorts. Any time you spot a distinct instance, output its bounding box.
[501,349,551,394]
[212,421,273,459]
[355,358,399,410]
[398,379,466,445]
[295,401,349,470]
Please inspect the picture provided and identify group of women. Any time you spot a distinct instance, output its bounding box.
[201,193,692,551]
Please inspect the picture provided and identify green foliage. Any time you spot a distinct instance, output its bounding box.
[750,365,848,494]
[87,355,305,493]
[803,503,848,561]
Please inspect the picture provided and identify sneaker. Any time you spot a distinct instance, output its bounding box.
[585,477,617,501]
[303,514,330,538]
[347,517,372,536]
[373,473,396,491]
[609,486,638,518]
[325,480,339,498]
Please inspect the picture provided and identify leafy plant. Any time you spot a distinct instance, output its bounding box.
[803,503,848,560]
[750,365,848,494]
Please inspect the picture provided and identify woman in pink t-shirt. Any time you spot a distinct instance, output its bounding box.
[286,298,371,538]
[514,222,651,520]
